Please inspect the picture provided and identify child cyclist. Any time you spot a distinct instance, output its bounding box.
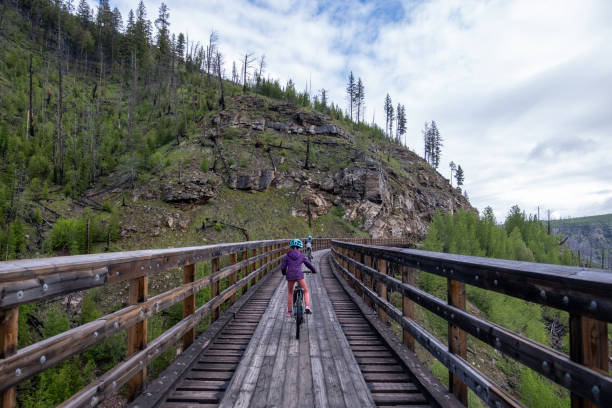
[281,239,317,317]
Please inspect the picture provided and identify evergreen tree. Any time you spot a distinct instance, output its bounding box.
[422,122,430,162]
[77,0,90,26]
[356,77,364,123]
[455,165,464,186]
[449,161,456,186]
[397,104,406,145]
[176,32,185,62]
[383,94,392,138]
[346,71,355,121]
[430,120,442,168]
[155,3,170,61]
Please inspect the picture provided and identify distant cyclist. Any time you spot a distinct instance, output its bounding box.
[305,235,313,261]
[281,239,317,317]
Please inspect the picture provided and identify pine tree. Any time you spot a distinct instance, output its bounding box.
[155,3,170,60]
[430,120,442,168]
[455,165,464,186]
[77,0,90,27]
[346,71,355,121]
[356,78,364,123]
[398,104,406,145]
[383,94,392,138]
[422,122,430,162]
[176,32,185,62]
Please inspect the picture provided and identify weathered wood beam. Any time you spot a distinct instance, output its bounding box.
[332,248,612,407]
[0,307,17,408]
[182,264,196,351]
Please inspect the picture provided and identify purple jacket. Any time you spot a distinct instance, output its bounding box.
[281,249,317,280]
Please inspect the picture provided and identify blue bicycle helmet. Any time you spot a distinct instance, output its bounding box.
[308,235,312,239]
[289,239,303,248]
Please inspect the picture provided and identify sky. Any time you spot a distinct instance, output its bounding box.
[99,0,612,221]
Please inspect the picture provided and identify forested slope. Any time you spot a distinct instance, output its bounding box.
[550,214,612,269]
[0,1,471,261]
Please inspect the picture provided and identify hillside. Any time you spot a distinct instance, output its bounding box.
[0,2,472,259]
[550,214,612,268]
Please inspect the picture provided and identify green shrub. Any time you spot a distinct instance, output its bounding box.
[331,205,345,217]
[201,155,209,172]
[224,127,242,140]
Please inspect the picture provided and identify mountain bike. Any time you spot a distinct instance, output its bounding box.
[293,284,305,339]
[306,246,313,262]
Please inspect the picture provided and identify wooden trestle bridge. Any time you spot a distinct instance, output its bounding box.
[0,238,610,407]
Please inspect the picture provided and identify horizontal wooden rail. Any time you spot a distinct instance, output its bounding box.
[332,248,612,406]
[0,239,289,408]
[59,259,282,408]
[331,240,612,408]
[0,246,285,392]
[331,241,612,323]
[0,236,407,407]
[330,253,517,407]
[0,239,289,309]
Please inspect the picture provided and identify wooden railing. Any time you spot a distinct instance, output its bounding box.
[0,236,408,407]
[330,240,612,408]
[0,239,290,408]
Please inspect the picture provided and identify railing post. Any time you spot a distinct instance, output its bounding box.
[352,249,362,297]
[376,258,388,323]
[211,257,220,322]
[127,275,148,401]
[448,278,468,405]
[570,315,609,408]
[363,253,374,309]
[182,264,196,351]
[401,266,415,351]
[241,250,249,295]
[0,307,18,408]
[229,253,238,305]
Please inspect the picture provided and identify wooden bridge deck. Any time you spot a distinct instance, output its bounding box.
[133,250,450,408]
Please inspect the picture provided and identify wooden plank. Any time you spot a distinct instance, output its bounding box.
[307,280,328,408]
[0,307,17,408]
[298,304,314,408]
[402,266,416,351]
[312,259,375,408]
[73,265,280,408]
[218,274,284,408]
[328,252,465,408]
[183,264,196,351]
[127,276,148,401]
[448,278,468,405]
[570,314,609,408]
[266,299,291,408]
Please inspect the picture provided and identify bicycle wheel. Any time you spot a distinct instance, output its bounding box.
[295,293,303,339]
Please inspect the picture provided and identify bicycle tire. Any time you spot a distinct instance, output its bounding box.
[295,292,304,339]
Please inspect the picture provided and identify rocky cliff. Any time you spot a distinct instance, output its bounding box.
[136,95,473,241]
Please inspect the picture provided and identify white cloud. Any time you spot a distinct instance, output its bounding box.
[105,0,612,221]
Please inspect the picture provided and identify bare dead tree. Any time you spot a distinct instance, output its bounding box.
[242,52,256,93]
[214,49,225,109]
[27,54,34,139]
[258,54,265,79]
[205,31,218,89]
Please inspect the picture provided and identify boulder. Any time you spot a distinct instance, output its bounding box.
[228,170,276,192]
[162,181,217,205]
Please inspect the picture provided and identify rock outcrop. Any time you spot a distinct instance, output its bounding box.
[201,95,475,241]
